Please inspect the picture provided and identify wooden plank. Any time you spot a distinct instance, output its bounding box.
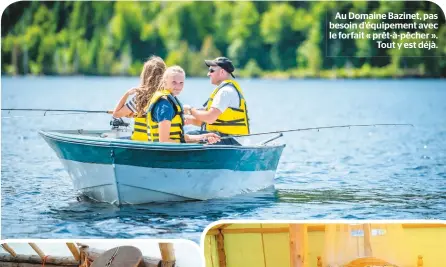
[0,253,77,264]
[222,228,289,234]
[301,225,309,267]
[1,244,17,257]
[66,243,80,261]
[216,231,227,267]
[209,236,215,267]
[363,224,373,257]
[206,223,446,236]
[289,224,307,267]
[260,225,267,267]
[0,263,74,267]
[219,224,232,230]
[402,223,446,229]
[308,225,325,232]
[159,243,175,267]
[79,244,88,267]
[207,226,324,235]
[289,225,298,267]
[207,229,219,236]
[28,243,45,260]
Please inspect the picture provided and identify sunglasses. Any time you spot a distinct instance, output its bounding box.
[208,68,217,73]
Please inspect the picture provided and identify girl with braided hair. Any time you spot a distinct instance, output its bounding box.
[112,56,166,141]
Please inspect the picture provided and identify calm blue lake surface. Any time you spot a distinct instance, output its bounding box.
[1,77,445,240]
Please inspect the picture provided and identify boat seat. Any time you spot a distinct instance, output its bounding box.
[90,246,144,267]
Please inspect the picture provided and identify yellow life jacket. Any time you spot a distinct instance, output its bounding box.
[147,90,185,143]
[204,80,250,135]
[131,117,148,141]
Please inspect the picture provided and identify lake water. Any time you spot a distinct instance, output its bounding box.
[1,76,445,241]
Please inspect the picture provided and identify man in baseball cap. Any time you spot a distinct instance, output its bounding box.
[183,56,250,145]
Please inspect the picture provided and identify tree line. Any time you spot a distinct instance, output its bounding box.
[1,1,445,78]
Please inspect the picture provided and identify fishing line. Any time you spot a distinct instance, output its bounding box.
[221,123,414,139]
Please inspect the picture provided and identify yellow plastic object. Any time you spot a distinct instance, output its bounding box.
[204,223,446,267]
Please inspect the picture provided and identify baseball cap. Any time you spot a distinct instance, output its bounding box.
[205,57,235,78]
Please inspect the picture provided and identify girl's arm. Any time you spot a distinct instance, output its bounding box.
[158,120,179,143]
[159,120,220,144]
[112,88,137,118]
[184,133,220,144]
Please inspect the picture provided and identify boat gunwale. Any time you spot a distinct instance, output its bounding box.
[39,129,286,151]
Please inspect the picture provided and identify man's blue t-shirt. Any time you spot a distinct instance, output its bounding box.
[151,98,175,122]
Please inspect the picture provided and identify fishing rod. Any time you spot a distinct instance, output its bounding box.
[222,123,414,139]
[1,112,99,119]
[2,108,112,114]
[1,108,113,118]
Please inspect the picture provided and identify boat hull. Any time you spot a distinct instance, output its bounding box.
[40,130,285,205]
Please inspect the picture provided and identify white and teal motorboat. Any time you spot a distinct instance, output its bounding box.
[39,128,285,205]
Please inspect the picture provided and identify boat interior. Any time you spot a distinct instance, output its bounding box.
[41,128,284,147]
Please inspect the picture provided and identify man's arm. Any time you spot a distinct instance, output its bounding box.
[184,114,203,126]
[189,107,221,124]
[186,86,235,124]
